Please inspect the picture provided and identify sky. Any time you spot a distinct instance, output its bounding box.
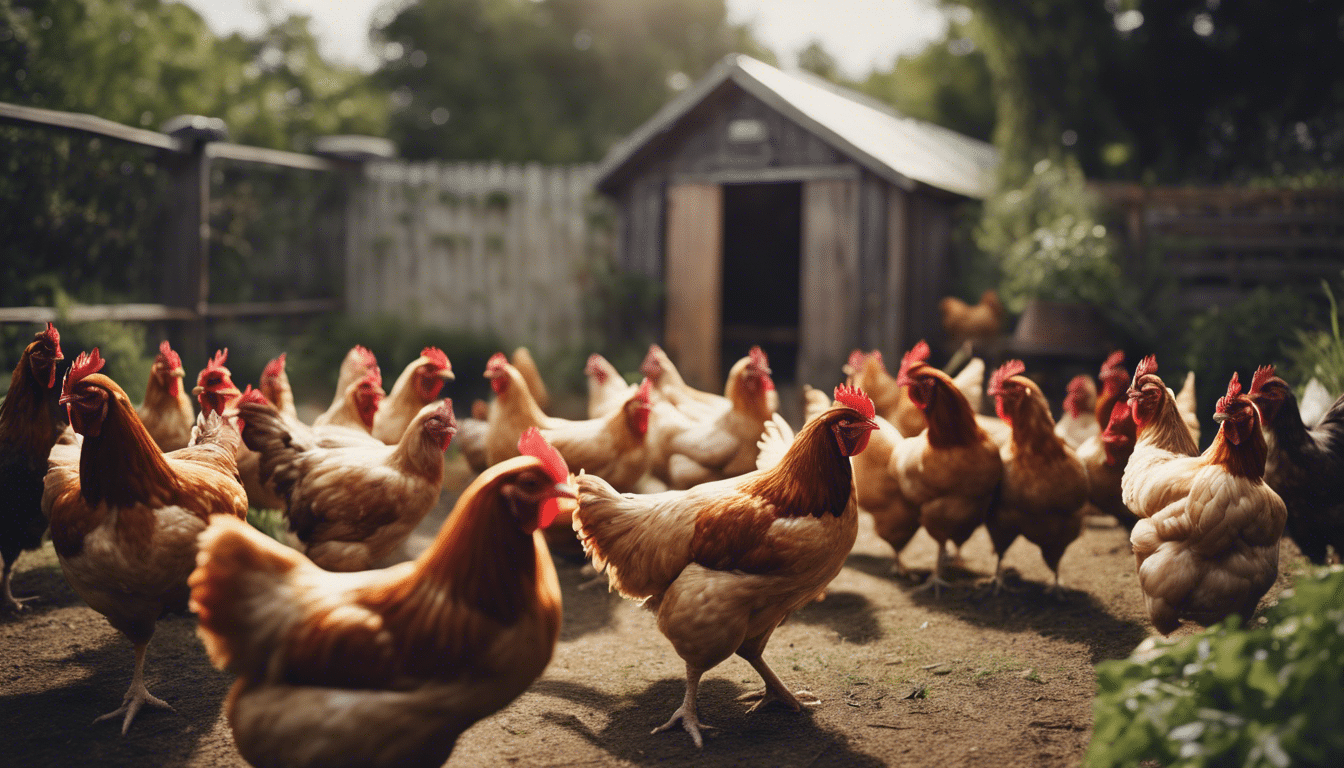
[179,0,949,80]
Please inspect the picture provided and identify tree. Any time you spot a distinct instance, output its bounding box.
[375,0,768,162]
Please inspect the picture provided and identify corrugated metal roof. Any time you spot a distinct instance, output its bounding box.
[595,54,999,199]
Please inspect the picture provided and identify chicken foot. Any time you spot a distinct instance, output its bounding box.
[913,545,956,597]
[1,561,37,611]
[94,641,175,734]
[735,650,820,713]
[653,664,715,748]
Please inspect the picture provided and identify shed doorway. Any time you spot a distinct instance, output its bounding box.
[720,182,802,385]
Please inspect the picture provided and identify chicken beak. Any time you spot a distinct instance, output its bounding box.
[1212,412,1229,424]
[439,369,456,381]
[554,482,578,501]
[192,384,204,396]
[173,369,185,379]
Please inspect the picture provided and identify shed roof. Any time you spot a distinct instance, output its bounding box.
[595,54,999,199]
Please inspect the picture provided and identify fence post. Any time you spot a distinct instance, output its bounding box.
[160,115,227,366]
[313,135,397,323]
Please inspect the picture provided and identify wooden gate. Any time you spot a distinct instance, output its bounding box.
[664,183,723,389]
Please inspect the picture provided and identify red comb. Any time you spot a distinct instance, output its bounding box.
[585,353,605,379]
[421,346,449,370]
[1134,355,1158,380]
[262,353,287,379]
[62,348,105,400]
[989,360,1026,396]
[361,366,383,388]
[834,384,875,420]
[156,340,182,371]
[1067,374,1090,394]
[354,345,377,367]
[238,385,270,407]
[749,345,769,367]
[205,348,229,371]
[41,321,60,349]
[1249,365,1276,394]
[898,341,931,379]
[847,349,869,371]
[1215,372,1242,413]
[486,352,508,369]
[636,377,652,404]
[518,427,569,486]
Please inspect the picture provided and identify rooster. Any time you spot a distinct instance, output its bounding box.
[586,353,637,418]
[1120,356,1203,522]
[192,349,243,418]
[322,345,378,419]
[986,360,1089,594]
[258,353,299,424]
[1094,350,1130,428]
[189,428,570,768]
[645,348,775,490]
[0,323,64,610]
[939,288,1005,349]
[849,343,1003,443]
[1129,372,1287,633]
[1077,401,1139,530]
[372,347,455,445]
[45,349,247,732]
[1247,365,1344,564]
[137,340,194,452]
[573,386,877,748]
[239,391,457,572]
[1054,374,1098,450]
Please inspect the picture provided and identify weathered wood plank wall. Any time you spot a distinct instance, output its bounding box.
[346,162,610,359]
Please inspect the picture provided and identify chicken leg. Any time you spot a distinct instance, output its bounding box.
[652,663,716,748]
[94,641,175,734]
[1,558,36,611]
[733,628,819,713]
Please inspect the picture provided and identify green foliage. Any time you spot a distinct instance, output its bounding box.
[246,507,288,543]
[375,0,769,162]
[2,0,387,152]
[975,158,1121,314]
[1087,566,1344,768]
[854,12,995,143]
[1182,287,1318,445]
[1283,277,1344,398]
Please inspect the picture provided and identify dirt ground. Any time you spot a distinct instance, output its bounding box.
[2,473,1304,768]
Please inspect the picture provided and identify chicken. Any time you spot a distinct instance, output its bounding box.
[371,347,454,445]
[1247,365,1344,564]
[1120,356,1202,523]
[192,349,244,418]
[258,353,299,424]
[1175,370,1201,446]
[1297,376,1333,428]
[1077,400,1139,530]
[986,360,1089,593]
[850,413,917,575]
[573,386,877,748]
[586,353,637,418]
[0,322,65,610]
[884,346,1002,591]
[1054,374,1098,450]
[484,353,552,466]
[137,340,194,452]
[645,349,775,490]
[511,346,551,413]
[239,391,457,572]
[44,349,247,732]
[939,288,1005,349]
[642,344,781,420]
[1129,372,1287,634]
[311,367,385,435]
[542,379,652,494]
[189,427,570,768]
[323,345,378,419]
[1094,350,1130,427]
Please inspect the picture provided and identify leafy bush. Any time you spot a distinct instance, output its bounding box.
[1087,566,1344,768]
[1284,277,1344,398]
[976,158,1122,314]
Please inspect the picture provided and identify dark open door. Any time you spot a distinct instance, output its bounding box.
[720,182,802,383]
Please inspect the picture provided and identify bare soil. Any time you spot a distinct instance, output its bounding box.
[2,472,1304,768]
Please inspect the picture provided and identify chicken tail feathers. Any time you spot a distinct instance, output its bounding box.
[572,472,687,601]
[189,515,304,676]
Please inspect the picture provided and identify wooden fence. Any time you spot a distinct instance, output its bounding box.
[346,162,611,360]
[1095,183,1344,311]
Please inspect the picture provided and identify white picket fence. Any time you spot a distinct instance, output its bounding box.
[345,162,611,358]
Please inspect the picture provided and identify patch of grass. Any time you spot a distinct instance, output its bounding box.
[246,507,288,543]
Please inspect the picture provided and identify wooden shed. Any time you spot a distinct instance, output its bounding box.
[595,54,998,391]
